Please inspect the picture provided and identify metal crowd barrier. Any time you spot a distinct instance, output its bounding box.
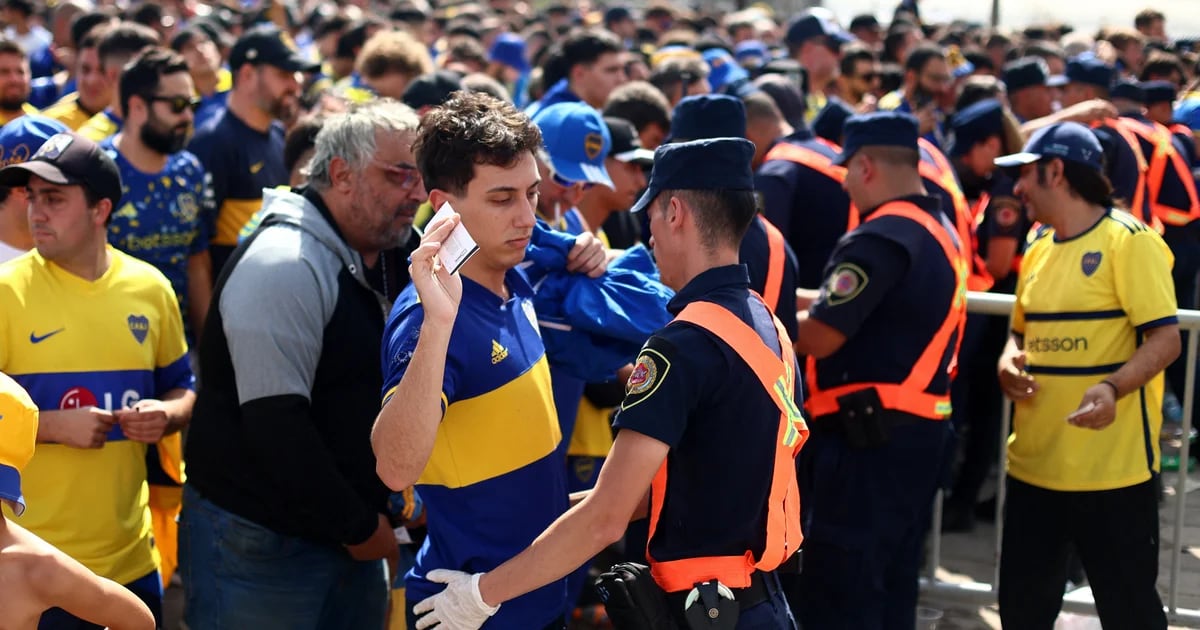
[918,291,1200,626]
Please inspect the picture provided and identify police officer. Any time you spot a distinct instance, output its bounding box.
[754,88,857,292]
[667,94,802,338]
[792,112,964,629]
[410,138,806,630]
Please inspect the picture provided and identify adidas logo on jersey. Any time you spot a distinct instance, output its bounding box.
[491,340,508,364]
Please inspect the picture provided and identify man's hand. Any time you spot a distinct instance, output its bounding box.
[42,407,117,449]
[413,570,499,630]
[346,514,400,576]
[410,214,464,325]
[567,232,608,278]
[114,400,170,443]
[998,349,1039,401]
[1067,383,1119,430]
[915,103,939,136]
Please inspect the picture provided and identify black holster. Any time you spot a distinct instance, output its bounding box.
[836,387,890,448]
[595,563,679,630]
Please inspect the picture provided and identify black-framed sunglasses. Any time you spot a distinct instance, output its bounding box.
[144,94,202,114]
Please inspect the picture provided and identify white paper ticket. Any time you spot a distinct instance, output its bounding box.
[431,201,479,274]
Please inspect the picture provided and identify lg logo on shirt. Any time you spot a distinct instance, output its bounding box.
[59,386,140,411]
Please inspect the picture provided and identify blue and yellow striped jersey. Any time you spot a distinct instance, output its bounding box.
[1011,209,1177,491]
[381,267,569,628]
[0,247,193,583]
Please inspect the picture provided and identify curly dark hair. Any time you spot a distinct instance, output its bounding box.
[413,91,542,195]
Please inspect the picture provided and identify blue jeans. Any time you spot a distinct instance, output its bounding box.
[179,485,387,630]
[39,570,162,630]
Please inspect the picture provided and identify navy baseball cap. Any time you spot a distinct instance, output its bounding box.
[489,32,529,73]
[0,114,68,168]
[230,25,320,73]
[0,131,122,207]
[669,94,746,142]
[1065,56,1115,89]
[1143,80,1178,106]
[1002,56,1058,93]
[949,99,1004,157]
[1111,79,1146,104]
[994,121,1103,173]
[812,99,855,145]
[402,70,464,110]
[533,102,614,189]
[630,138,755,213]
[785,10,852,48]
[833,111,920,166]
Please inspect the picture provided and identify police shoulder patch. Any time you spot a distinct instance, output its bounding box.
[621,348,670,410]
[825,263,868,305]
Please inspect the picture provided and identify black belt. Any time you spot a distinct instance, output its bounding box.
[664,570,773,611]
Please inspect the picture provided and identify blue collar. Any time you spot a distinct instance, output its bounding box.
[667,264,749,314]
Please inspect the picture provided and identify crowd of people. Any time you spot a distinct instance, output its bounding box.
[0,0,1197,628]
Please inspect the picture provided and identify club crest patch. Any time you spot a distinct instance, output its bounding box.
[584,132,604,160]
[1081,251,1102,277]
[996,205,1019,227]
[34,133,73,160]
[826,263,868,305]
[127,314,149,344]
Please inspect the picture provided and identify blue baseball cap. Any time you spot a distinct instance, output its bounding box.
[533,102,614,189]
[949,99,1004,157]
[1175,95,1200,133]
[1065,56,1115,89]
[630,138,755,213]
[734,40,769,69]
[703,48,750,93]
[833,111,919,166]
[1142,80,1176,106]
[488,32,529,73]
[994,121,1103,173]
[785,10,852,48]
[0,114,68,169]
[668,94,746,142]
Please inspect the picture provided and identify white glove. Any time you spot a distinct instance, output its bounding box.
[413,570,499,630]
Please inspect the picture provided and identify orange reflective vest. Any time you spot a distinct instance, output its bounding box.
[1119,117,1200,228]
[805,201,968,421]
[760,216,787,312]
[918,138,993,292]
[762,141,861,233]
[1093,119,1160,232]
[647,297,808,592]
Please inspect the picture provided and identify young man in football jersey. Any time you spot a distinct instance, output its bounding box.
[0,130,194,629]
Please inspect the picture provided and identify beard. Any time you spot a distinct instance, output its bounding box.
[140,116,191,155]
[0,94,25,111]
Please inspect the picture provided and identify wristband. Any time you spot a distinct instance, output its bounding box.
[1100,379,1120,398]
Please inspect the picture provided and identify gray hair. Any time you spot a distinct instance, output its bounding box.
[307,98,421,191]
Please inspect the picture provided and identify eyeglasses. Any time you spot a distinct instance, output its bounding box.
[372,159,422,190]
[144,94,202,114]
[856,72,879,82]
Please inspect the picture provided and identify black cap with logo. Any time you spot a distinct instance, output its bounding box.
[0,131,122,207]
[229,25,320,73]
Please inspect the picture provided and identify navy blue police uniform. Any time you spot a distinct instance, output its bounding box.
[618,138,805,629]
[793,112,963,629]
[668,94,803,338]
[756,127,855,290]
